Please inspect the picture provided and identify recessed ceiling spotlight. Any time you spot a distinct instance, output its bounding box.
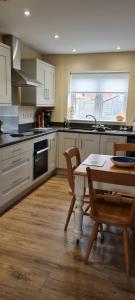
[24,9,31,17]
[54,34,59,39]
[116,46,121,50]
[72,49,77,53]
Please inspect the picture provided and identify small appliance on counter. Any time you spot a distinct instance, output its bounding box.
[44,111,52,127]
[36,110,52,128]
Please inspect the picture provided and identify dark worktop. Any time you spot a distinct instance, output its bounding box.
[0,127,135,148]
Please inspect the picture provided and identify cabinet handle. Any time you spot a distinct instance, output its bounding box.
[12,147,21,153]
[49,140,51,151]
[3,176,30,195]
[2,158,29,173]
[12,158,29,165]
[12,176,29,186]
[81,139,82,149]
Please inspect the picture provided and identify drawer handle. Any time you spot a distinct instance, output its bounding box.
[12,158,29,165]
[2,158,30,173]
[12,148,22,153]
[12,158,23,164]
[3,176,30,195]
[12,177,27,186]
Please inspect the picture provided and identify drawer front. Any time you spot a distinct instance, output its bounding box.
[0,176,32,207]
[1,159,32,205]
[0,164,32,206]
[1,141,32,161]
[1,152,32,173]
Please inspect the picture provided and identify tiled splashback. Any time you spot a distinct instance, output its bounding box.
[0,106,19,132]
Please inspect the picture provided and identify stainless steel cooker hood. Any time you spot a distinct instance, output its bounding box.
[3,35,41,87]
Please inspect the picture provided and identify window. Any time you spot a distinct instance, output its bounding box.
[68,72,129,122]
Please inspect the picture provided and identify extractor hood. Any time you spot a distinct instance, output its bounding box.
[3,35,41,87]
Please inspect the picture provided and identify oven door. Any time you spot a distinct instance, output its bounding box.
[34,145,48,179]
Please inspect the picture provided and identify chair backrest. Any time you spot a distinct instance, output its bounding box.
[86,166,135,219]
[113,143,135,156]
[63,147,81,193]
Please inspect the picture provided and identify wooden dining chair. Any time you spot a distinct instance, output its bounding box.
[63,147,90,231]
[63,147,104,239]
[85,167,135,275]
[113,142,135,200]
[113,142,135,156]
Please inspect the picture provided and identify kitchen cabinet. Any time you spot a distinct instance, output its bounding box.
[0,141,33,210]
[100,135,127,155]
[0,42,11,105]
[79,133,100,161]
[58,132,128,169]
[21,58,55,107]
[58,132,100,168]
[48,133,57,172]
[58,132,79,168]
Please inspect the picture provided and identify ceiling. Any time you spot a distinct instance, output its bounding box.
[0,0,135,54]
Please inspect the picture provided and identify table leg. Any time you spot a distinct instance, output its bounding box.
[74,175,85,240]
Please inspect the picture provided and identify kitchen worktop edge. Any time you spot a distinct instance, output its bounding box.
[0,127,135,148]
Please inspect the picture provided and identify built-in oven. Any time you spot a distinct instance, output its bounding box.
[34,139,48,179]
[126,136,135,157]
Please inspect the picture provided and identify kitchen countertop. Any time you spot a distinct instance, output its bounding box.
[0,127,135,148]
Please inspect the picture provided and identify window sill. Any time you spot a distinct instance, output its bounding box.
[68,119,126,125]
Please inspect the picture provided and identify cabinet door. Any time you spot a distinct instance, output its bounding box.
[80,134,101,161]
[36,60,46,106]
[58,132,79,168]
[100,135,127,155]
[0,44,11,104]
[48,133,57,172]
[44,64,55,106]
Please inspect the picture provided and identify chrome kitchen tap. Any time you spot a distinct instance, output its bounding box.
[86,114,97,128]
[86,114,106,131]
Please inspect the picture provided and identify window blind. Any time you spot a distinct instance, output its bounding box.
[70,72,129,93]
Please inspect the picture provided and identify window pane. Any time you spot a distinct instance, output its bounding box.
[68,92,127,121]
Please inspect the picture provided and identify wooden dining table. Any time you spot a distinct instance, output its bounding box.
[73,154,135,241]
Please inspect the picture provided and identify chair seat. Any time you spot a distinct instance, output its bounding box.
[90,198,133,227]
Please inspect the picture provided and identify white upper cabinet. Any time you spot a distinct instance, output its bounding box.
[21,58,55,107]
[0,42,11,105]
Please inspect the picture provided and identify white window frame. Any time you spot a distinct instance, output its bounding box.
[68,71,129,123]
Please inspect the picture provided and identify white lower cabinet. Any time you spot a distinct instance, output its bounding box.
[58,132,101,168]
[58,132,79,168]
[100,135,127,155]
[58,132,127,169]
[0,141,33,208]
[0,131,128,210]
[79,134,100,161]
[48,133,57,172]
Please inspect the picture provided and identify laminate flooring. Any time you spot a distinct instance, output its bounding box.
[0,175,135,300]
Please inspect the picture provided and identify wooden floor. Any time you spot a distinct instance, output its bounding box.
[0,175,135,300]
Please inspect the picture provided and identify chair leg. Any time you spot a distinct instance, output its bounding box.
[83,203,90,215]
[64,195,76,231]
[123,228,130,276]
[84,222,99,264]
